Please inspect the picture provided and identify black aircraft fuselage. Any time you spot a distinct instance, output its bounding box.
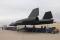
[10,8,54,26]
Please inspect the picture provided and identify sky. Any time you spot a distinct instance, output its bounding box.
[0,0,60,26]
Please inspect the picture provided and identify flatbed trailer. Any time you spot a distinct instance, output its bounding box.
[22,27,46,32]
[17,27,59,34]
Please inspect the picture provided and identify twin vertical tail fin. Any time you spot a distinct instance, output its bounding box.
[28,8,39,19]
[43,11,53,19]
[28,8,53,19]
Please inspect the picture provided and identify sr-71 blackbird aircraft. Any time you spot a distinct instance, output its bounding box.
[10,8,54,26]
[8,8,60,33]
